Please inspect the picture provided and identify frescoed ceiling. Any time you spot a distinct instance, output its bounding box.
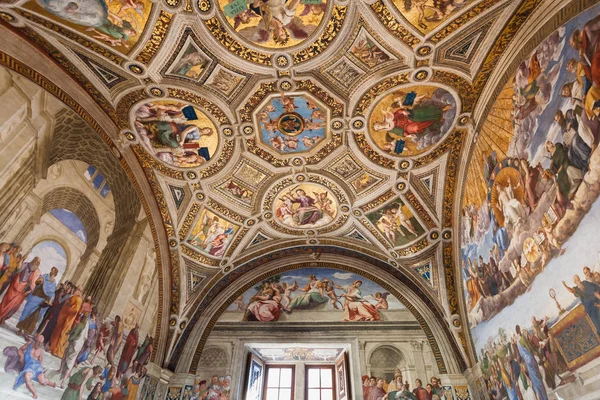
[0,0,586,375]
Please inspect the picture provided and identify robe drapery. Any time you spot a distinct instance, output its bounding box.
[0,252,21,294]
[0,262,40,322]
[16,273,56,335]
[118,328,139,375]
[49,294,83,358]
[517,336,548,400]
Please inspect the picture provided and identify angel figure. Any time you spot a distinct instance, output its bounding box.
[314,191,335,217]
[283,136,299,151]
[281,281,298,311]
[269,136,285,151]
[233,296,246,311]
[371,292,390,309]
[239,0,318,46]
[280,93,296,112]
[304,119,325,131]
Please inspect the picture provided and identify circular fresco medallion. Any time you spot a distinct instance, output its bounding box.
[278,112,305,136]
[133,101,219,168]
[274,183,337,229]
[368,86,457,157]
[217,0,328,49]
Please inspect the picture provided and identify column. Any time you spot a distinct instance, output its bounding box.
[85,217,147,315]
[410,341,427,381]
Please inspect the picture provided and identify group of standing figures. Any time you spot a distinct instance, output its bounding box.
[0,242,152,399]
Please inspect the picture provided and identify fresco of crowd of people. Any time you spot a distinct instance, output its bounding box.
[461,12,600,324]
[477,263,600,400]
[0,242,152,399]
[362,370,449,400]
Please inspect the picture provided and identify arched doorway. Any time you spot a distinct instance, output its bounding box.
[368,346,404,383]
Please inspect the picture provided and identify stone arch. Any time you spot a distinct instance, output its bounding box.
[47,108,140,229]
[28,236,71,275]
[170,247,466,375]
[40,186,101,260]
[198,346,229,370]
[368,345,405,382]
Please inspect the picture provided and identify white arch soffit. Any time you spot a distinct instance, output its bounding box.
[175,253,463,374]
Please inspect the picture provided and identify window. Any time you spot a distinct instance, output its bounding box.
[264,366,294,400]
[306,366,335,400]
[83,165,111,198]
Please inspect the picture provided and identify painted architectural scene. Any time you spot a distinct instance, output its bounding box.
[0,66,157,400]
[217,0,327,48]
[23,0,153,52]
[133,101,219,168]
[219,268,405,323]
[274,183,337,229]
[368,86,457,156]
[256,93,328,155]
[366,199,426,247]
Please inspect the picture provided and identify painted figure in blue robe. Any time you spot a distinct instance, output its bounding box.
[563,275,600,334]
[13,335,56,398]
[516,325,548,400]
[491,213,510,258]
[16,267,58,336]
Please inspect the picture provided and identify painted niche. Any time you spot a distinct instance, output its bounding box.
[133,101,219,168]
[368,86,457,157]
[217,0,327,49]
[219,267,405,323]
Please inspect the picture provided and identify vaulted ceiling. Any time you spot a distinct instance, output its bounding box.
[0,0,585,374]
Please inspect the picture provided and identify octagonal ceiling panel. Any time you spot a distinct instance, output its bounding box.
[255,92,329,155]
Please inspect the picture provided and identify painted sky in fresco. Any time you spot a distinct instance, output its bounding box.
[49,208,87,243]
[25,240,68,279]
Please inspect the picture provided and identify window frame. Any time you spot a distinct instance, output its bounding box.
[304,364,336,400]
[262,364,295,400]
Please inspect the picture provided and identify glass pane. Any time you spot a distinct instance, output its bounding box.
[320,369,333,388]
[280,368,292,388]
[267,368,280,388]
[84,165,96,180]
[308,388,321,400]
[308,369,320,388]
[321,389,333,400]
[92,173,104,189]
[100,183,111,198]
[279,388,292,400]
[266,388,279,400]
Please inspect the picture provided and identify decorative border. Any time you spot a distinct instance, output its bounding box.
[292,5,347,64]
[135,11,173,65]
[428,0,498,44]
[369,1,420,48]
